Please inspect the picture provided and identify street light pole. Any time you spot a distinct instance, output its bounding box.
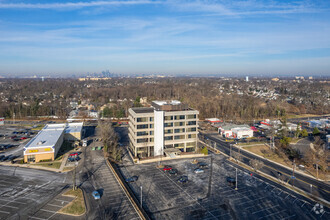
[292,160,295,187]
[235,168,238,190]
[140,185,143,208]
[230,144,232,160]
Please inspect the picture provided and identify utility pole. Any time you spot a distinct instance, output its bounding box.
[230,144,232,160]
[235,168,238,190]
[292,159,295,187]
[316,163,319,180]
[13,112,15,125]
[140,185,143,208]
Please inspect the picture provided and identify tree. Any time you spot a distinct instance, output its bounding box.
[99,120,122,162]
[249,159,264,172]
[312,127,320,136]
[232,151,242,163]
[201,146,208,155]
[295,124,301,138]
[280,136,292,148]
[301,129,308,137]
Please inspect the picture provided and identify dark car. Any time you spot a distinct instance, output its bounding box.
[169,168,178,175]
[126,176,138,183]
[1,155,11,162]
[67,157,75,162]
[178,175,188,184]
[226,177,236,185]
[163,165,172,172]
[198,162,208,168]
[0,155,5,160]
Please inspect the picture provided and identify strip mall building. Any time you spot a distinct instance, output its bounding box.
[23,123,83,163]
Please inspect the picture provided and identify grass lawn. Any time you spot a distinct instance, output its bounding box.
[59,188,86,216]
[32,161,62,169]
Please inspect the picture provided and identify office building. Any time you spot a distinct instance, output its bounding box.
[128,100,199,159]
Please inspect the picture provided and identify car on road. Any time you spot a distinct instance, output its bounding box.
[126,176,138,183]
[194,168,204,174]
[92,190,101,200]
[163,165,172,172]
[178,175,188,184]
[169,168,178,175]
[197,162,208,168]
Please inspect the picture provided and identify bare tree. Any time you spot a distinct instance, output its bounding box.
[232,151,242,163]
[249,159,264,172]
[99,120,122,162]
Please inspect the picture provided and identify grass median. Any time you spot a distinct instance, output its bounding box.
[59,188,86,216]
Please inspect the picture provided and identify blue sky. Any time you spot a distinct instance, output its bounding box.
[0,0,330,76]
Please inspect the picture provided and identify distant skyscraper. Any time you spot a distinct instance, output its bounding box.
[246,76,249,82]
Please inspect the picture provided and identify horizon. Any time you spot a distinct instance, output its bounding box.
[1,0,330,76]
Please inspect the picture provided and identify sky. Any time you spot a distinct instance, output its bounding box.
[0,0,330,77]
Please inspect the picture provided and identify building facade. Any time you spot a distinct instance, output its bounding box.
[128,101,199,158]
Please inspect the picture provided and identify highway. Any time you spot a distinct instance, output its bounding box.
[202,133,330,204]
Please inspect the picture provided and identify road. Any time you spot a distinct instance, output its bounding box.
[202,133,330,204]
[77,126,141,220]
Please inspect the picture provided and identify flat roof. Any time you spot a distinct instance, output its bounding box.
[24,124,65,149]
[65,122,83,134]
[131,107,154,114]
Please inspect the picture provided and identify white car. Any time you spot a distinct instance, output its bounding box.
[194,168,204,174]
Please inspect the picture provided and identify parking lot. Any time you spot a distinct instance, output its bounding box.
[119,154,329,219]
[0,166,68,220]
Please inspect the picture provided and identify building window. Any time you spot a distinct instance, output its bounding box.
[137,131,148,136]
[137,124,148,129]
[188,134,196,139]
[164,122,173,127]
[174,128,185,133]
[186,121,196,126]
[137,138,148,143]
[150,138,154,142]
[187,114,196,119]
[174,135,185,140]
[150,124,154,128]
[137,117,148,122]
[150,131,154,135]
[187,127,197,132]
[164,116,173,120]
[165,129,173,134]
[174,122,185,127]
[164,136,173,141]
[150,117,154,122]
[174,115,185,120]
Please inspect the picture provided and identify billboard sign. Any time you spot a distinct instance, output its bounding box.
[0,117,4,126]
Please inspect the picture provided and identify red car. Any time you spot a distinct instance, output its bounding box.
[163,165,172,171]
[20,137,27,140]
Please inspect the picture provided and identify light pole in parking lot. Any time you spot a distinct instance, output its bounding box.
[230,144,232,160]
[235,168,238,190]
[140,185,143,208]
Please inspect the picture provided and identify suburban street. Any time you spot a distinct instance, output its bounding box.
[202,133,330,204]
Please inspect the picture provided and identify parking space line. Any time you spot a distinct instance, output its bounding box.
[252,205,279,215]
[29,216,46,220]
[3,204,19,209]
[46,203,63,208]
[282,214,296,219]
[40,209,56,213]
[258,209,286,219]
[0,210,10,214]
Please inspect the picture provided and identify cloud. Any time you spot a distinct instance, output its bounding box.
[0,0,161,9]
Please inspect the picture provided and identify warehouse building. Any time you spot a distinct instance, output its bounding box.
[23,122,83,163]
[218,124,253,139]
[128,100,199,159]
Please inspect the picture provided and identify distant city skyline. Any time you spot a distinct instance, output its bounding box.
[0,0,330,76]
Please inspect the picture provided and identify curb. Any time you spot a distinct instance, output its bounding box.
[57,188,87,217]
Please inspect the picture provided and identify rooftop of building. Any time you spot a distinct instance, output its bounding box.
[152,100,189,111]
[64,122,83,134]
[131,107,154,114]
[24,124,66,149]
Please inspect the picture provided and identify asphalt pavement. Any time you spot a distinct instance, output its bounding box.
[202,133,330,205]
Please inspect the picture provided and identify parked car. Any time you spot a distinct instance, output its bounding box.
[198,162,208,168]
[226,177,236,185]
[0,155,5,160]
[169,168,178,175]
[178,175,188,184]
[194,168,204,174]
[92,190,101,200]
[126,176,138,183]
[163,165,172,171]
[20,137,28,140]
